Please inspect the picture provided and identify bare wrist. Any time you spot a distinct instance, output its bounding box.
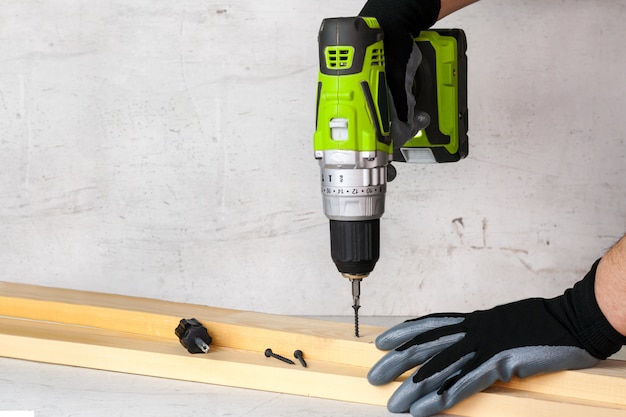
[595,237,626,337]
[438,0,479,20]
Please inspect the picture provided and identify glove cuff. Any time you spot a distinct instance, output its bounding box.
[564,258,626,359]
[359,0,441,36]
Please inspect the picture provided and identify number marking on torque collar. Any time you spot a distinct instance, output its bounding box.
[322,186,385,195]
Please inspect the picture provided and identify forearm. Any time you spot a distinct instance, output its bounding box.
[596,235,626,336]
[438,0,479,20]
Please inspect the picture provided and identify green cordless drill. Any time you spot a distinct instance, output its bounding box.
[313,17,468,336]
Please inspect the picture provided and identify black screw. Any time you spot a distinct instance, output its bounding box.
[264,348,295,365]
[294,350,307,368]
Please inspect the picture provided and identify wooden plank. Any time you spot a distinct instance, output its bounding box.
[2,317,626,417]
[2,281,626,413]
[454,386,626,417]
[0,317,392,406]
[0,281,384,367]
[493,361,626,407]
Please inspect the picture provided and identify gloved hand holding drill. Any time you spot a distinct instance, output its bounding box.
[358,0,626,416]
[359,0,440,143]
[359,0,472,145]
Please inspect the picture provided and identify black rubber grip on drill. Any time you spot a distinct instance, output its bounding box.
[330,219,380,275]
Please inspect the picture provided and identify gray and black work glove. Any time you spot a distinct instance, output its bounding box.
[359,0,441,144]
[368,259,626,417]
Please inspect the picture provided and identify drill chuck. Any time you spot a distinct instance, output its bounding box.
[318,149,388,276]
[330,219,380,277]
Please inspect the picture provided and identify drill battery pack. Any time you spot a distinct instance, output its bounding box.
[396,29,468,164]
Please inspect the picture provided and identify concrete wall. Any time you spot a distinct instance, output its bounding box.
[1,0,625,317]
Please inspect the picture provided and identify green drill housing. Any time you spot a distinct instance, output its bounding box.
[399,29,468,163]
[314,22,468,162]
[314,17,393,156]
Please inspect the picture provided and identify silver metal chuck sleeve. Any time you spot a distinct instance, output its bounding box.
[315,149,390,276]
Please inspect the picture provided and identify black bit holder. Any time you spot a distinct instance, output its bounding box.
[175,318,212,354]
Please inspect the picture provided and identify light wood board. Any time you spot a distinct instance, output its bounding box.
[2,281,626,416]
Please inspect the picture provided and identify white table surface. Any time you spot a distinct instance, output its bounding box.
[0,356,400,417]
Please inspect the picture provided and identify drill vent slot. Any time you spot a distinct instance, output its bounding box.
[325,47,354,69]
[370,48,385,67]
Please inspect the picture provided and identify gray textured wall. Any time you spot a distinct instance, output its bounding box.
[1,0,624,317]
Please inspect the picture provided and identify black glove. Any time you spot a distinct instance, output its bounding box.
[368,259,626,417]
[359,0,441,143]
